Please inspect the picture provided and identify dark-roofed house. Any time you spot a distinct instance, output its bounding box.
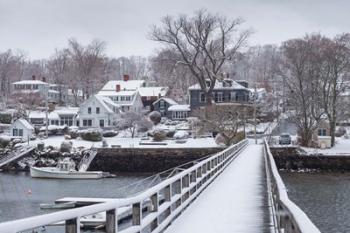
[152,97,178,118]
[188,79,251,109]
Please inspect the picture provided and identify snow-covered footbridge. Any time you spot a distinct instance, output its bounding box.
[0,139,320,233]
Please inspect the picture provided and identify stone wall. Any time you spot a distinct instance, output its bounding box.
[89,147,224,173]
[270,147,350,171]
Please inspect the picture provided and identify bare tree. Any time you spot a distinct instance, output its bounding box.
[282,35,325,146]
[116,111,151,138]
[149,9,250,105]
[194,103,251,146]
[320,34,350,146]
[47,49,70,104]
[0,50,25,101]
[67,38,106,99]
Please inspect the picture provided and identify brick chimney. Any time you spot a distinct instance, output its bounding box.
[116,84,121,92]
[123,74,129,82]
[32,75,36,80]
[42,77,46,82]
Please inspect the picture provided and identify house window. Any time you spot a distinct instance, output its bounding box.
[318,129,327,136]
[83,119,92,127]
[96,107,100,114]
[99,119,104,127]
[60,116,73,126]
[199,93,206,103]
[159,100,165,109]
[13,129,18,136]
[126,96,131,101]
[88,107,91,114]
[230,92,236,102]
[18,129,23,136]
[215,92,223,102]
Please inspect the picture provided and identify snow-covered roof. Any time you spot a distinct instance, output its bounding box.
[94,95,115,114]
[48,90,60,94]
[55,107,79,115]
[101,80,145,91]
[97,90,137,96]
[16,118,34,130]
[28,111,45,119]
[48,111,59,119]
[188,79,249,91]
[12,80,49,85]
[168,105,191,111]
[153,97,178,106]
[138,87,168,97]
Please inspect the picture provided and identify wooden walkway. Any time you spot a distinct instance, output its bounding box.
[165,144,274,233]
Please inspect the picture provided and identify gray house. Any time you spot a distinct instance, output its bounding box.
[189,79,251,109]
[152,98,178,117]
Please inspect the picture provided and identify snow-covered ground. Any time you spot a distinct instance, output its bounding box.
[23,135,221,149]
[302,137,350,155]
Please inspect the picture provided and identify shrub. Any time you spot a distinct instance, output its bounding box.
[60,140,73,153]
[149,111,161,125]
[153,129,167,141]
[0,135,11,148]
[80,129,102,142]
[103,130,118,137]
[166,130,176,138]
[335,127,347,137]
[0,113,12,124]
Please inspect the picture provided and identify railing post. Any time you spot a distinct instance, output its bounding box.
[132,202,141,226]
[65,218,80,233]
[106,209,118,233]
[150,193,159,231]
[164,185,171,202]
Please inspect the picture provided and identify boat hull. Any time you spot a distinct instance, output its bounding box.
[30,166,104,179]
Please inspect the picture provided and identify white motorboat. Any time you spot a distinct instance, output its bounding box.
[40,201,76,209]
[30,158,104,179]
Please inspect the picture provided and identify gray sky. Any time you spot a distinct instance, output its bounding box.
[0,0,349,59]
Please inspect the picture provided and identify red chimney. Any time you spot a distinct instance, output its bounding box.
[116,84,121,92]
[123,74,129,82]
[32,75,36,80]
[42,77,46,82]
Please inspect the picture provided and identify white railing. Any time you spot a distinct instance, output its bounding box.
[0,139,248,233]
[263,139,321,233]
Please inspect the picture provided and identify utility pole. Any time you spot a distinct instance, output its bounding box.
[254,84,257,144]
[45,84,49,138]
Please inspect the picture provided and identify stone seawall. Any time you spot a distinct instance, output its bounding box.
[89,147,224,173]
[270,147,350,171]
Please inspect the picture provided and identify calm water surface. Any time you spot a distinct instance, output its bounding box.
[0,171,149,226]
[281,172,350,233]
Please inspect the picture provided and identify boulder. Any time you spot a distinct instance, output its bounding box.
[60,140,73,153]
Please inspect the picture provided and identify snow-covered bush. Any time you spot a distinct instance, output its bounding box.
[0,135,11,148]
[80,129,103,142]
[153,129,167,141]
[174,130,189,139]
[166,129,176,138]
[149,111,161,125]
[60,140,73,153]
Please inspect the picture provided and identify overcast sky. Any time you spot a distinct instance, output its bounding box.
[0,0,349,59]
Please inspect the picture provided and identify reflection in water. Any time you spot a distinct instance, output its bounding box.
[281,171,350,233]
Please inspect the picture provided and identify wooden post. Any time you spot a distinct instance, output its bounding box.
[164,185,171,201]
[65,218,79,233]
[150,193,159,230]
[132,202,141,226]
[106,209,117,233]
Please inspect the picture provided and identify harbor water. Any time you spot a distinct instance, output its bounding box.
[0,171,149,228]
[281,171,350,233]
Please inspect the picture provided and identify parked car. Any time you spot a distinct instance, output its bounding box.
[279,134,291,145]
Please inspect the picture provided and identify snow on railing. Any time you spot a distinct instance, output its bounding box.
[263,139,321,233]
[0,139,248,233]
